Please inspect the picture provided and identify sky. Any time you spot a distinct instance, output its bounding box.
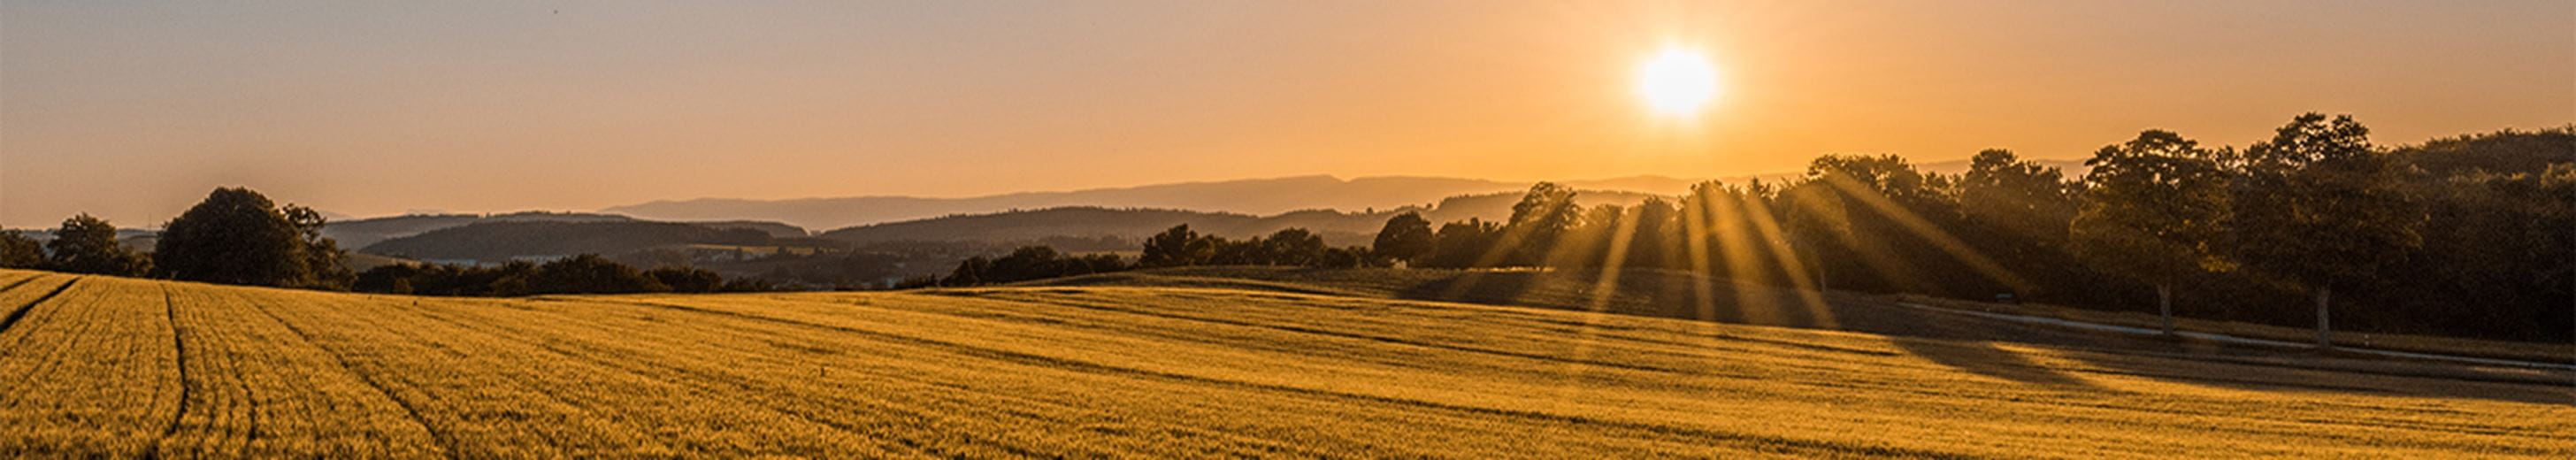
[4,1,2571,227]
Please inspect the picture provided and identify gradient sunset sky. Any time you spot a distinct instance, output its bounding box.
[4,1,2571,227]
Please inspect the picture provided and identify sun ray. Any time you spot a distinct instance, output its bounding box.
[1738,190,1839,329]
[1548,206,1644,409]
[1814,173,2036,294]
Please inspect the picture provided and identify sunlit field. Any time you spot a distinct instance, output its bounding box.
[1,268,2564,457]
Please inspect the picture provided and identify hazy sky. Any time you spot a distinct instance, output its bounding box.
[4,1,2571,227]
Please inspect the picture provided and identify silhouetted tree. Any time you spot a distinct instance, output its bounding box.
[1777,181,1852,292]
[1961,149,2080,246]
[1678,180,1785,283]
[527,255,669,294]
[1318,246,1381,268]
[1560,203,1624,268]
[646,266,725,293]
[0,232,42,269]
[720,277,778,293]
[2226,113,2422,348]
[284,204,355,289]
[944,257,993,286]
[1262,228,1327,266]
[482,261,540,296]
[154,188,349,288]
[1623,197,1680,269]
[2070,130,2232,334]
[1796,154,2014,296]
[356,257,748,296]
[2387,162,2576,338]
[1138,225,1215,267]
[1208,236,1270,265]
[1504,182,1582,266]
[942,246,1126,285]
[1419,218,1500,269]
[1369,212,1435,264]
[353,264,424,294]
[44,214,150,276]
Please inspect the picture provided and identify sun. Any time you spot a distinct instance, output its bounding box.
[1637,48,1720,117]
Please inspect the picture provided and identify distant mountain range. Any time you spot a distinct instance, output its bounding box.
[818,188,1664,248]
[602,159,2085,231]
[602,175,1707,232]
[12,159,2096,269]
[352,188,1667,264]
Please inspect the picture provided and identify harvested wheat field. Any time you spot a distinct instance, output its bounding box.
[0,268,2567,457]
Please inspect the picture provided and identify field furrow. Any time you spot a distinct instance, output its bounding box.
[0,277,184,456]
[365,296,916,456]
[0,276,75,339]
[249,294,686,456]
[150,285,442,456]
[0,269,2564,457]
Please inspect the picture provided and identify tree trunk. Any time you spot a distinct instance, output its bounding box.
[2156,283,2174,336]
[1814,260,1828,294]
[2313,287,2334,349]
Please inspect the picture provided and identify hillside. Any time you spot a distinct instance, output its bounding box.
[320,211,639,249]
[323,212,809,249]
[602,163,2086,231]
[1030,267,2574,364]
[0,269,2564,456]
[607,175,1654,231]
[361,220,780,263]
[818,190,1664,247]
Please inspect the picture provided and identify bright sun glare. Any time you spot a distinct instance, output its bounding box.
[1637,48,1719,117]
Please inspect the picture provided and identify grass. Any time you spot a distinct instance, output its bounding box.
[1039,266,2572,365]
[0,268,2568,457]
[1888,293,2572,364]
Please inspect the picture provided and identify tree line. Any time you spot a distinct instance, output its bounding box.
[2,188,350,288]
[926,226,1384,287]
[7,113,2562,343]
[0,188,777,295]
[352,255,771,295]
[1353,114,2569,344]
[918,114,2567,343]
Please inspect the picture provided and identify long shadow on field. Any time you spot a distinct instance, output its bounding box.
[1390,269,2109,388]
[1070,267,2572,404]
[1887,338,2097,387]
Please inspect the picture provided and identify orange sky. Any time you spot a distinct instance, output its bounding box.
[4,1,2571,227]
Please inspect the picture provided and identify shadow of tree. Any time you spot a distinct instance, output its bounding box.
[1389,269,2103,387]
[1368,268,2568,404]
[1890,338,2099,387]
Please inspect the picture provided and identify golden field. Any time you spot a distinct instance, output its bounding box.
[0,268,2566,457]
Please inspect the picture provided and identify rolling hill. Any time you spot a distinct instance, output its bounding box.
[0,268,2562,456]
[322,212,809,250]
[602,161,2088,231]
[604,175,1679,231]
[818,189,1665,248]
[1027,266,2576,365]
[359,220,784,263]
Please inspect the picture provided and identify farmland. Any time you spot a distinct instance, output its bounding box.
[0,268,2567,457]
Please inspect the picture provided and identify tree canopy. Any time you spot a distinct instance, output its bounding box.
[44,214,150,276]
[153,188,349,288]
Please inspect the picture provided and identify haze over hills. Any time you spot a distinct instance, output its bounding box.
[354,188,1668,269]
[319,211,812,249]
[602,158,2084,230]
[819,189,1665,248]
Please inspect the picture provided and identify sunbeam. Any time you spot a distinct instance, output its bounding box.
[1814,173,2036,294]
